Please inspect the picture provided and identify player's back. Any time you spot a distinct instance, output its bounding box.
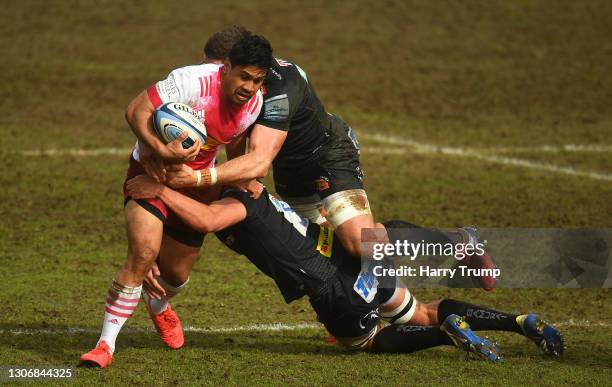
[215,188,348,303]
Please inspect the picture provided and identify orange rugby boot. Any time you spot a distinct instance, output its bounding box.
[79,340,113,368]
[146,301,185,349]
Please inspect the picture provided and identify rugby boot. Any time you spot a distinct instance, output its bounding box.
[441,314,504,362]
[145,296,184,349]
[79,340,113,368]
[516,314,564,357]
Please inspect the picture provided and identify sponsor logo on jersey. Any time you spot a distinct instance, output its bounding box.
[317,227,334,257]
[353,267,378,303]
[263,94,289,122]
[157,76,180,101]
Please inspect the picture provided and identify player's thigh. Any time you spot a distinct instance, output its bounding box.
[158,233,201,285]
[273,163,328,223]
[317,115,372,229]
[125,200,164,262]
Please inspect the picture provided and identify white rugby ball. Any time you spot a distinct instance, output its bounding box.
[153,102,206,149]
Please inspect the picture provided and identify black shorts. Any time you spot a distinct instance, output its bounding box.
[309,255,381,339]
[273,114,364,199]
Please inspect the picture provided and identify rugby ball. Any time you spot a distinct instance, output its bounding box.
[153,102,206,149]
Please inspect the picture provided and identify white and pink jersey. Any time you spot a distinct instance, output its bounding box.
[132,63,263,170]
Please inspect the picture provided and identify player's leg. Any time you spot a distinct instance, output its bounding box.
[142,211,207,349]
[315,115,374,257]
[328,301,501,361]
[80,200,164,368]
[313,277,501,361]
[382,219,497,290]
[377,280,562,356]
[431,298,563,356]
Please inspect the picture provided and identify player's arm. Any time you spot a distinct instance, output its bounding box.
[217,123,287,182]
[126,67,202,163]
[126,91,200,163]
[125,175,246,232]
[165,124,287,188]
[225,132,248,160]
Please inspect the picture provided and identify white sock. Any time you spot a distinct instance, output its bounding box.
[144,276,189,315]
[97,280,142,353]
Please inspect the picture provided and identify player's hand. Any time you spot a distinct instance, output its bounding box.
[138,142,167,182]
[166,163,198,189]
[160,132,201,163]
[245,179,265,199]
[143,263,166,300]
[126,174,165,199]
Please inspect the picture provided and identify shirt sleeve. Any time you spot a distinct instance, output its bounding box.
[255,78,301,132]
[220,188,259,218]
[147,67,201,109]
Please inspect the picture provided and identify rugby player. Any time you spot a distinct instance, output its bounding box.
[79,35,273,368]
[123,174,563,362]
[132,26,497,353]
[161,26,497,291]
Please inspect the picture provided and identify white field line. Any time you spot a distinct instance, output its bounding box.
[0,323,321,336]
[360,134,612,182]
[477,144,612,154]
[0,320,608,336]
[10,134,612,181]
[19,147,132,157]
[359,133,612,154]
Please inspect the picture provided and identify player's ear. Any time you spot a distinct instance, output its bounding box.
[223,58,231,74]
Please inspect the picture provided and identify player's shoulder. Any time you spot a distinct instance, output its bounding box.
[265,58,306,87]
[220,187,268,216]
[168,63,222,78]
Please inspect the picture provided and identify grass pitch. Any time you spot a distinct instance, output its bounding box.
[1,1,611,385]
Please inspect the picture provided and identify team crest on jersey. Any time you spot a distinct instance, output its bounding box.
[317,227,334,257]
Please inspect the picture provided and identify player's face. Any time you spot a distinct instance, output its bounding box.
[221,61,267,105]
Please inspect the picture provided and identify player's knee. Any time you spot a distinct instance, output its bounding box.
[322,189,372,230]
[160,267,190,286]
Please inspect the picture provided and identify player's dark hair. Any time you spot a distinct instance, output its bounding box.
[204,26,252,60]
[228,35,273,70]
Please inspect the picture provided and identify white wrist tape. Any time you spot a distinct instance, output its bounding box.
[195,170,202,187]
[209,167,218,185]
